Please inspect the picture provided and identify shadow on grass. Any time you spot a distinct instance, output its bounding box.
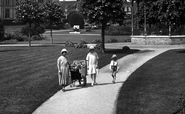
[176,49,185,53]
[105,48,140,54]
[0,49,23,52]
[136,50,155,53]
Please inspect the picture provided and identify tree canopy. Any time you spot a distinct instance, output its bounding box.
[78,0,126,52]
[15,0,44,46]
[15,0,44,24]
[43,1,64,44]
[139,0,185,27]
[138,0,185,35]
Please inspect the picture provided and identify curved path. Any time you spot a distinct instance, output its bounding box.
[33,44,185,114]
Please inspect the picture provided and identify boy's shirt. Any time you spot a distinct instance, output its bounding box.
[109,60,118,71]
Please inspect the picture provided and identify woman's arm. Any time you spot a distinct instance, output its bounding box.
[57,58,61,72]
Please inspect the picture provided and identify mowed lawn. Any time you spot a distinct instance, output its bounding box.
[0,45,133,114]
[46,34,130,44]
[116,49,185,114]
[4,25,131,44]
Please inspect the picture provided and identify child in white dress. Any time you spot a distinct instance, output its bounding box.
[109,54,119,84]
[86,46,99,86]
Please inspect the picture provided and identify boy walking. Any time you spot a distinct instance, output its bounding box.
[109,54,119,84]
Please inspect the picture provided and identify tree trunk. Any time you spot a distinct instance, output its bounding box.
[137,0,139,29]
[101,21,106,53]
[50,28,53,44]
[149,23,152,35]
[28,23,31,47]
[50,22,53,44]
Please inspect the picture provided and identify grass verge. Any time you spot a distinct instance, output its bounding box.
[116,49,185,114]
[0,45,138,114]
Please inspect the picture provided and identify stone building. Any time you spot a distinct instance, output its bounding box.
[0,0,16,23]
[0,0,56,24]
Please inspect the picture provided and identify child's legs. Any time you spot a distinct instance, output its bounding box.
[112,71,116,81]
[114,73,116,81]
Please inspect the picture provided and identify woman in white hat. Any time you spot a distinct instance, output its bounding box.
[57,48,70,91]
[86,46,99,86]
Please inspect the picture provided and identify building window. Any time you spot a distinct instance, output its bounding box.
[5,9,10,18]
[5,0,10,5]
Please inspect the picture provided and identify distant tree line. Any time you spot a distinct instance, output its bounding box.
[138,0,185,35]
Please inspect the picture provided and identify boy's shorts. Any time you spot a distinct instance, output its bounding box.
[111,66,117,72]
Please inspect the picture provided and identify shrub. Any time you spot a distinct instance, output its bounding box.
[75,43,87,48]
[79,40,87,44]
[4,33,15,41]
[4,32,28,42]
[94,43,102,50]
[0,19,4,41]
[21,23,45,37]
[16,35,28,41]
[75,40,87,48]
[122,46,130,51]
[105,25,131,36]
[65,41,74,47]
[31,35,45,41]
[92,39,101,44]
[133,29,141,35]
[123,39,131,42]
[107,38,118,43]
[172,27,185,35]
[44,22,65,30]
[68,11,84,29]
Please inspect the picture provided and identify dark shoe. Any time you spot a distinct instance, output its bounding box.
[62,88,65,92]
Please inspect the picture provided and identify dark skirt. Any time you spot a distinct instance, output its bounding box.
[70,69,82,81]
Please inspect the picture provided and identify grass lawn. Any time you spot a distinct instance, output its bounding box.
[116,49,185,114]
[45,29,102,34]
[42,34,130,44]
[3,25,130,44]
[0,45,138,114]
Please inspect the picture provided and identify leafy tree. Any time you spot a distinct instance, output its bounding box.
[138,0,185,35]
[21,23,45,37]
[67,11,84,29]
[157,0,185,26]
[0,18,4,41]
[43,1,64,44]
[139,1,159,26]
[15,0,44,46]
[78,0,126,52]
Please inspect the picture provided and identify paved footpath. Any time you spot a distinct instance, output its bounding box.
[32,44,185,114]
